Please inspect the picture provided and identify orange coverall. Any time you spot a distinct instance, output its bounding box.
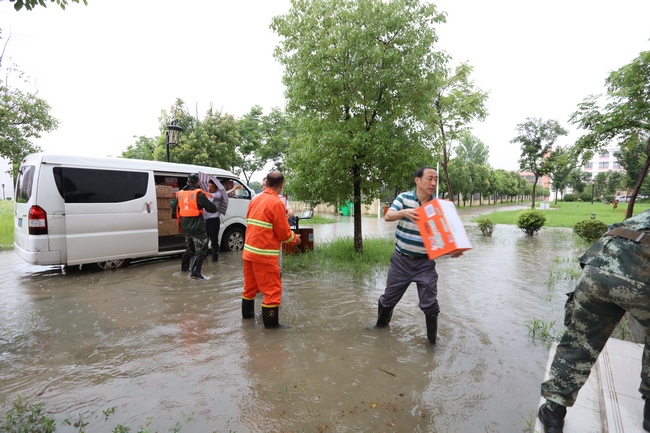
[242,188,298,307]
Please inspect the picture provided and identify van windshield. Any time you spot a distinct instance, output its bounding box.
[15,165,35,203]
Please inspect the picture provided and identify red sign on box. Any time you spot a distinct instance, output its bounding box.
[415,199,472,259]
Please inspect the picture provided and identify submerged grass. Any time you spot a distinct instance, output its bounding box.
[282,236,394,276]
[475,201,650,228]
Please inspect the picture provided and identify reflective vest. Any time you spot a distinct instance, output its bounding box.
[242,189,296,264]
[176,189,211,218]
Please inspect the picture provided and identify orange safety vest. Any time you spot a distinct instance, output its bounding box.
[176,189,211,218]
[242,189,297,264]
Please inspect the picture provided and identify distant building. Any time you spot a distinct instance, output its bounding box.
[519,171,551,189]
[582,144,624,178]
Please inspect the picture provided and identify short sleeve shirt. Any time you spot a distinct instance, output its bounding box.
[390,189,435,257]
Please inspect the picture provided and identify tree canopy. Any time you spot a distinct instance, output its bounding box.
[512,118,567,209]
[570,50,650,218]
[0,32,59,173]
[271,0,447,251]
[426,63,488,199]
[11,0,87,11]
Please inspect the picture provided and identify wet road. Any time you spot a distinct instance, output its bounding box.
[0,209,584,432]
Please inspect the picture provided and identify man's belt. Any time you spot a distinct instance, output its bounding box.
[605,228,650,244]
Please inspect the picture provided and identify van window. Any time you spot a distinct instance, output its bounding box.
[53,167,149,203]
[15,165,36,203]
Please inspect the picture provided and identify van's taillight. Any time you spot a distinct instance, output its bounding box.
[28,205,48,235]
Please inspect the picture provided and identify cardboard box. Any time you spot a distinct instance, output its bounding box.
[415,199,471,259]
[158,219,179,236]
[155,185,173,198]
[157,208,172,221]
[157,197,172,210]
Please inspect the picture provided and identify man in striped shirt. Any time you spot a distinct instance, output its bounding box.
[376,166,441,344]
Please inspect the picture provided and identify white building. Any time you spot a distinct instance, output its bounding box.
[582,145,624,178]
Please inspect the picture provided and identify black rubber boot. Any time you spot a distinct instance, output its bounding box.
[242,298,255,319]
[376,301,394,327]
[181,254,191,272]
[644,398,650,431]
[262,306,280,328]
[425,315,438,344]
[538,402,566,433]
[211,246,219,262]
[190,256,205,280]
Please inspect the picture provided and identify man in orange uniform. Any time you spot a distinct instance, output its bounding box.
[241,171,301,328]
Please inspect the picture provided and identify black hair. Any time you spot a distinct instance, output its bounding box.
[414,166,436,179]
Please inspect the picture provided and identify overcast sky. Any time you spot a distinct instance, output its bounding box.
[1,0,649,185]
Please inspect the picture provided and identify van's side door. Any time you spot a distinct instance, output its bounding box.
[58,167,158,265]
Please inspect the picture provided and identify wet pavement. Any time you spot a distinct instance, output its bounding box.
[0,205,586,432]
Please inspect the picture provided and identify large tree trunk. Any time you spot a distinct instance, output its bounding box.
[626,136,650,219]
[353,164,363,252]
[442,144,453,200]
[531,177,538,209]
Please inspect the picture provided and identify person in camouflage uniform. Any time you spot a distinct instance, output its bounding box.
[171,173,217,280]
[538,209,650,433]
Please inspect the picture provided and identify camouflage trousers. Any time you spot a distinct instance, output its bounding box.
[183,233,209,259]
[541,265,650,407]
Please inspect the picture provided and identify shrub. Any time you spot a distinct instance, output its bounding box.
[573,219,608,244]
[476,217,496,236]
[516,209,546,236]
[604,195,615,203]
[562,194,577,202]
[579,192,593,202]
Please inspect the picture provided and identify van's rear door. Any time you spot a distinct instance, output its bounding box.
[60,167,158,265]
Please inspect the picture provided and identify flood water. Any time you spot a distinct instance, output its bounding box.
[0,207,587,432]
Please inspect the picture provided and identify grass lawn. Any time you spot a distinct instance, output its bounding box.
[475,201,650,228]
[0,200,13,249]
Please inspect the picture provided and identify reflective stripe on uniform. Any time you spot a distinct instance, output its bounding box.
[247,218,273,229]
[244,244,280,256]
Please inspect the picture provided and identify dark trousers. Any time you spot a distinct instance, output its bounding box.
[378,250,439,316]
[205,217,220,258]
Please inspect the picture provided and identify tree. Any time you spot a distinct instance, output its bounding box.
[271,0,446,252]
[454,130,490,166]
[604,170,624,196]
[614,133,650,195]
[11,0,87,11]
[454,131,491,204]
[512,118,568,209]
[427,63,488,199]
[121,136,156,160]
[546,145,576,204]
[153,99,240,170]
[0,32,59,173]
[570,51,650,218]
[258,107,294,172]
[236,106,266,184]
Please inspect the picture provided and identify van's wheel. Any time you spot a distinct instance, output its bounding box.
[221,226,245,251]
[93,259,131,270]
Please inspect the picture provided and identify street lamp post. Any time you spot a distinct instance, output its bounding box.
[165,120,183,163]
[591,181,595,204]
[1,184,4,201]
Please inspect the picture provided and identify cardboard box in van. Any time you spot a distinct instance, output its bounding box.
[157,208,172,221]
[157,197,172,210]
[158,219,179,236]
[156,185,173,198]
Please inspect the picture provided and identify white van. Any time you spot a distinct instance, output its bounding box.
[14,153,253,269]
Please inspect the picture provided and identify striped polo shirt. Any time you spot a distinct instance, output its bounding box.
[390,189,435,257]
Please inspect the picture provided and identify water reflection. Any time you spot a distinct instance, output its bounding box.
[0,217,583,432]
